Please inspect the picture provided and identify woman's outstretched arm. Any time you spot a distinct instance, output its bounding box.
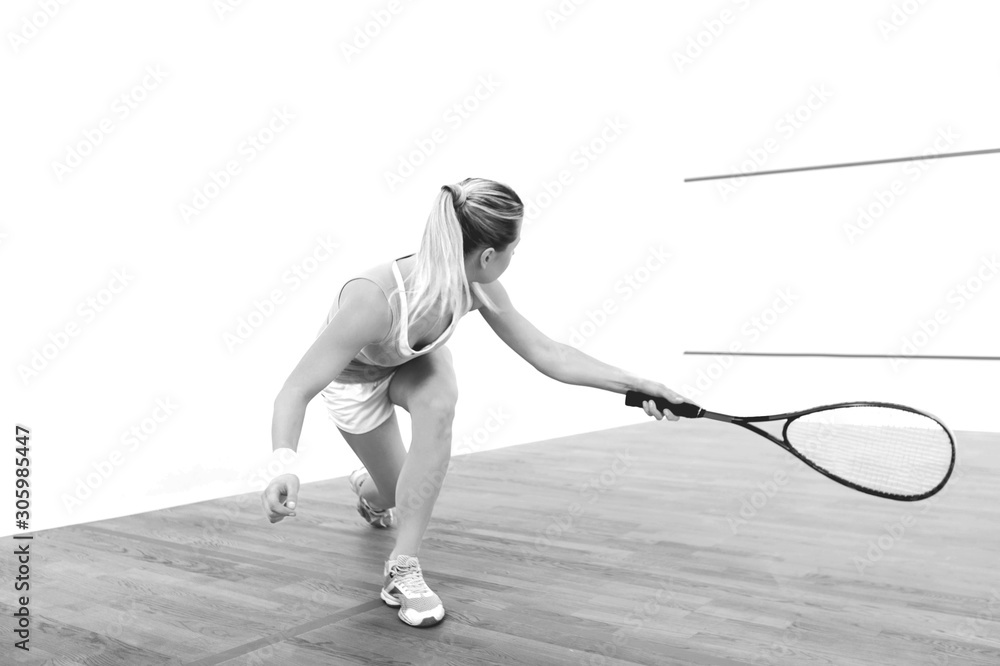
[476,279,685,419]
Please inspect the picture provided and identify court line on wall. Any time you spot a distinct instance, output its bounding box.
[685,147,1000,182]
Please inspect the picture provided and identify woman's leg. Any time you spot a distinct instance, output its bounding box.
[338,347,455,627]
[338,411,406,511]
[385,346,458,559]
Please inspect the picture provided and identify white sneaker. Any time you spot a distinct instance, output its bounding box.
[381,555,445,627]
[348,468,394,528]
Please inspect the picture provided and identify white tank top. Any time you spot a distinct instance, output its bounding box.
[316,254,460,384]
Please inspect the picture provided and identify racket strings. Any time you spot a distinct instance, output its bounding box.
[786,408,952,497]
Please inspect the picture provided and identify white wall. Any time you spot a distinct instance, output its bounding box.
[4,0,998,535]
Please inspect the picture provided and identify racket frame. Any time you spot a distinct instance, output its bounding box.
[626,391,956,501]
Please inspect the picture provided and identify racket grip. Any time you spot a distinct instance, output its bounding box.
[625,391,704,419]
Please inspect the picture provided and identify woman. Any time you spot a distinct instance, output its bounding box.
[261,177,684,627]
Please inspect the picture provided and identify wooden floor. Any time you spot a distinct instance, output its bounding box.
[8,420,1000,665]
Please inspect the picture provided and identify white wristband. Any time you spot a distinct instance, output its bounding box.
[269,447,302,480]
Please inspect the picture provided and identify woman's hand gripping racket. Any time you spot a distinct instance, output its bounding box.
[625,391,955,501]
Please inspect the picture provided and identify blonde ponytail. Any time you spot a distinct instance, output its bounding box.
[402,178,522,327]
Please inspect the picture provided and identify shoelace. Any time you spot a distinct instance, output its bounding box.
[362,497,390,516]
[393,561,432,596]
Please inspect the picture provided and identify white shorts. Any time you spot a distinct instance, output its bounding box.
[319,372,397,435]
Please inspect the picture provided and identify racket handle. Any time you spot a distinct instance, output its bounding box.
[625,390,704,419]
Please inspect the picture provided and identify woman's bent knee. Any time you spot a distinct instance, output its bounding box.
[413,394,457,435]
[418,386,457,414]
[407,367,458,421]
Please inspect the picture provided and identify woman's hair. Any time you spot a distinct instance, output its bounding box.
[402,177,523,327]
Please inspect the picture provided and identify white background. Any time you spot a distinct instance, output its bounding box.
[3,0,998,534]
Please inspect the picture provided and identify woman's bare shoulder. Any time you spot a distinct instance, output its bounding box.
[337,277,392,338]
[469,280,510,314]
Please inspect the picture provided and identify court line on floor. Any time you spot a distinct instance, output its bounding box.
[73,524,388,663]
[182,599,385,665]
